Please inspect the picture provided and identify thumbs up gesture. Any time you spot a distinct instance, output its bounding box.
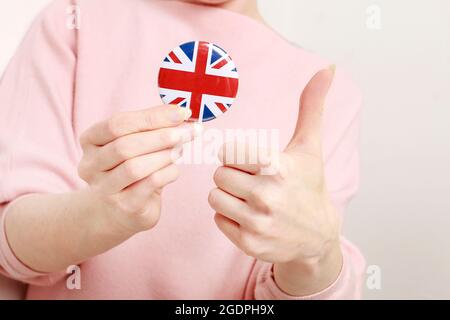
[209,66,344,296]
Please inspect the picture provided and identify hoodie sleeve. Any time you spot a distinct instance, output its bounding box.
[0,0,81,286]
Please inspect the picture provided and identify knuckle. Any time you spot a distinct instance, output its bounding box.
[240,232,254,251]
[147,165,180,189]
[79,132,90,148]
[251,218,270,235]
[172,165,181,180]
[167,166,182,186]
[213,167,226,186]
[240,233,263,257]
[143,110,157,129]
[249,186,267,205]
[160,129,180,146]
[111,139,131,160]
[166,165,181,183]
[147,171,161,188]
[137,210,161,230]
[107,113,127,138]
[77,159,92,182]
[248,185,277,214]
[123,160,142,180]
[208,188,220,208]
[171,167,181,183]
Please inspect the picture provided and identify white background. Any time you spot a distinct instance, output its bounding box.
[0,0,449,299]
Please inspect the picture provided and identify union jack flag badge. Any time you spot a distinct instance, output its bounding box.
[158,41,239,122]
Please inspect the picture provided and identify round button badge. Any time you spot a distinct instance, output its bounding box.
[158,41,239,122]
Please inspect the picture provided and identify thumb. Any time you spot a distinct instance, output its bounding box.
[286,65,336,155]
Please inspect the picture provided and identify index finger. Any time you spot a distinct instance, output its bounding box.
[218,141,273,174]
[80,105,192,147]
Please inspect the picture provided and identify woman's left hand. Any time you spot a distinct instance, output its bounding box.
[208,66,343,296]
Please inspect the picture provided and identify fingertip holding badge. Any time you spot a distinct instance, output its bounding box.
[168,119,205,164]
[158,41,239,123]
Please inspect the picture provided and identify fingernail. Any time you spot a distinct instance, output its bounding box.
[178,126,193,143]
[329,64,336,76]
[175,122,202,144]
[170,145,184,162]
[258,152,272,167]
[192,123,204,138]
[183,108,192,120]
[169,107,192,123]
[169,130,182,144]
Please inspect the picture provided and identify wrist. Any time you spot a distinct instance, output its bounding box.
[273,239,343,296]
[75,190,134,259]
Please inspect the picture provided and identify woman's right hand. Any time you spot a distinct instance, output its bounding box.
[3,105,197,273]
[78,105,196,237]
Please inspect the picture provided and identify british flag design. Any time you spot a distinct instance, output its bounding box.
[158,41,239,122]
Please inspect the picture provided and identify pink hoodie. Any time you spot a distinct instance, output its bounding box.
[0,0,365,299]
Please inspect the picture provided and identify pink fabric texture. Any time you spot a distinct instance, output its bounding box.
[0,0,365,299]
